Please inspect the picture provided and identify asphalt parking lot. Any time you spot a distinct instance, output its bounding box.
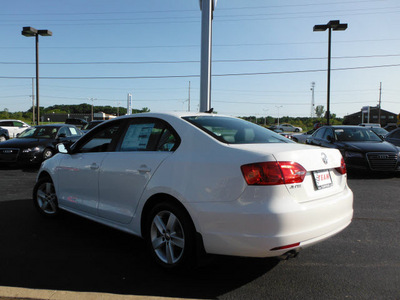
[0,166,399,300]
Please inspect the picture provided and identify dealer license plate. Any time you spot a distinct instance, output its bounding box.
[313,170,333,190]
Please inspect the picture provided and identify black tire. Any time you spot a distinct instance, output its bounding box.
[33,177,59,218]
[145,202,196,270]
[42,148,54,161]
[294,128,300,132]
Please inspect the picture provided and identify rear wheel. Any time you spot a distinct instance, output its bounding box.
[33,177,59,217]
[146,202,196,269]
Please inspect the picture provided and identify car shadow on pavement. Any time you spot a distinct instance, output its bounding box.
[0,199,279,299]
[347,170,400,180]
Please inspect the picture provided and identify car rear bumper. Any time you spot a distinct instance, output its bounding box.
[188,185,353,258]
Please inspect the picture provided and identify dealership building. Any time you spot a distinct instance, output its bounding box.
[343,106,398,126]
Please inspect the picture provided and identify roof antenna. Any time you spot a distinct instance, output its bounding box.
[205,108,214,113]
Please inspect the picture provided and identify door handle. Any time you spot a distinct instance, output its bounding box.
[90,163,99,170]
[138,165,151,173]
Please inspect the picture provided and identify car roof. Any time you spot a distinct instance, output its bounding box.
[34,124,76,128]
[0,119,27,122]
[114,111,233,120]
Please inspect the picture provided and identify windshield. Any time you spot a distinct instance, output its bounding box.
[183,116,293,144]
[18,126,58,139]
[335,127,382,142]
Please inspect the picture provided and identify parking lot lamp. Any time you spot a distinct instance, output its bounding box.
[276,105,282,126]
[313,20,347,126]
[22,27,52,125]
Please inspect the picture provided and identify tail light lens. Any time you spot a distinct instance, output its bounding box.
[241,161,306,185]
[335,157,347,175]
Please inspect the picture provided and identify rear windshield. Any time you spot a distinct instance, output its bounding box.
[182,116,293,144]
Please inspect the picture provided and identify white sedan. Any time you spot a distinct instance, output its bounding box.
[33,112,353,269]
[277,123,303,132]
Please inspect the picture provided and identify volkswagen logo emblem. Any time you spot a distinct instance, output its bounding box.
[321,153,328,164]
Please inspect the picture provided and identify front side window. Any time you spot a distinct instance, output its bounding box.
[75,121,122,153]
[58,127,71,137]
[183,116,292,144]
[313,128,326,140]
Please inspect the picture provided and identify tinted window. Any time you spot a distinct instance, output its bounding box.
[390,130,400,139]
[323,128,334,141]
[183,116,292,144]
[58,127,70,137]
[314,128,326,139]
[0,121,13,127]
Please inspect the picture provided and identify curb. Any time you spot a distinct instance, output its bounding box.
[0,286,188,300]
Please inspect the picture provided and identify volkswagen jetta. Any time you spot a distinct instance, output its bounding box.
[33,112,353,269]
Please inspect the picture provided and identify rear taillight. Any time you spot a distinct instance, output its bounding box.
[335,157,347,175]
[241,161,306,185]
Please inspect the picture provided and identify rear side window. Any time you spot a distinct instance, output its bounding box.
[182,116,292,144]
[119,118,179,152]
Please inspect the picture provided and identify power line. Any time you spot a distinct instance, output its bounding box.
[0,1,382,16]
[1,63,399,80]
[2,39,399,51]
[2,53,400,65]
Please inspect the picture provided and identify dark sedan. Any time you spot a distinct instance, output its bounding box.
[306,125,400,172]
[0,124,83,165]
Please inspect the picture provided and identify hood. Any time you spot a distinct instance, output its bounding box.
[0,138,48,149]
[338,141,398,153]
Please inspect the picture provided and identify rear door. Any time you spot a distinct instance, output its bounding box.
[97,118,180,223]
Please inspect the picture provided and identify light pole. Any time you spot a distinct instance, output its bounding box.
[276,105,282,126]
[263,108,269,126]
[313,20,347,126]
[88,98,97,121]
[199,0,216,112]
[22,27,52,125]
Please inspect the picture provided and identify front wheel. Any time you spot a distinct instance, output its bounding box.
[146,202,196,269]
[42,148,54,161]
[33,177,59,217]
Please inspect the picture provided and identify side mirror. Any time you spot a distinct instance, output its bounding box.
[57,142,72,154]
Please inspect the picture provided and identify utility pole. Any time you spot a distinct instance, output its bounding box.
[31,77,35,125]
[378,82,382,125]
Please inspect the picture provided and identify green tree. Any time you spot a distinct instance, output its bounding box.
[315,105,325,118]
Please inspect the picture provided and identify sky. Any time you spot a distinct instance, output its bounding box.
[0,0,399,119]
